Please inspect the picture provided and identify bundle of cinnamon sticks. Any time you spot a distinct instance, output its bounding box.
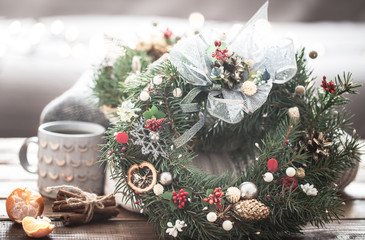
[52,189,119,226]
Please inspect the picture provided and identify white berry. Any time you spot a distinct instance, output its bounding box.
[222,220,233,231]
[153,184,164,195]
[263,172,274,182]
[173,88,182,98]
[140,91,150,101]
[286,167,296,177]
[206,212,217,223]
[153,75,163,85]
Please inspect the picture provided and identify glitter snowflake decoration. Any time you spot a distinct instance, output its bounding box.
[129,120,170,159]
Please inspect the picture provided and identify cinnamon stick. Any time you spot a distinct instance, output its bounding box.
[60,207,119,226]
[52,197,115,212]
[56,189,82,200]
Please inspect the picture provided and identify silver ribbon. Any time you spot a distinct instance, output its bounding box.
[169,1,297,148]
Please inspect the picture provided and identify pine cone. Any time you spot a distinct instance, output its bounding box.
[232,199,270,221]
[215,53,247,89]
[300,129,332,161]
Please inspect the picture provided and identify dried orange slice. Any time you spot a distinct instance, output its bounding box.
[127,162,157,193]
[6,188,44,223]
[22,216,55,238]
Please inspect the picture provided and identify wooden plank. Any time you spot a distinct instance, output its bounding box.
[0,181,38,199]
[0,165,37,181]
[1,219,365,240]
[0,220,156,240]
[286,219,365,240]
[0,138,37,165]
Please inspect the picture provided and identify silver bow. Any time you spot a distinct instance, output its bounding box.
[169,1,297,148]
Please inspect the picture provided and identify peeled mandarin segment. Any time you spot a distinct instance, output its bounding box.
[22,216,55,238]
[6,188,44,223]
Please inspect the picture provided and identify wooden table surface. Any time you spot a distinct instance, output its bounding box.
[1,138,365,240]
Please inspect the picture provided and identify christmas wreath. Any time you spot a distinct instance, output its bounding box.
[94,2,361,239]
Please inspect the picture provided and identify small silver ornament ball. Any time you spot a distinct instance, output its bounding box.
[206,212,217,223]
[159,172,173,185]
[239,182,258,199]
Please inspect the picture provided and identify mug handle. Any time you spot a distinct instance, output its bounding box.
[19,137,39,174]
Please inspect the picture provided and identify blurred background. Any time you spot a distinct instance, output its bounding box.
[0,0,364,137]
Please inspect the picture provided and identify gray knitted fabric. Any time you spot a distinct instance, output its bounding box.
[40,71,110,129]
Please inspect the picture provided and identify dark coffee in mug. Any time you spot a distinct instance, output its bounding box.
[51,130,94,135]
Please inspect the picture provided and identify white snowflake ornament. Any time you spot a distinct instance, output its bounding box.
[300,183,318,196]
[129,121,170,159]
[166,220,187,238]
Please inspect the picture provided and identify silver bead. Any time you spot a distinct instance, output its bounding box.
[239,182,258,199]
[159,172,173,185]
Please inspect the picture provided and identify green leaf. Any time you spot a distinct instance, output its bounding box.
[206,45,216,55]
[143,105,166,120]
[143,111,152,119]
[168,200,178,211]
[150,105,159,115]
[154,111,166,119]
[160,191,173,200]
[219,42,227,50]
[206,189,214,196]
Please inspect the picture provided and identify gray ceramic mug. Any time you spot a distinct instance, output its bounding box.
[19,121,106,198]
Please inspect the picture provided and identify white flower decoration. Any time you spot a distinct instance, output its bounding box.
[117,100,141,122]
[241,81,257,96]
[300,183,318,196]
[166,220,187,238]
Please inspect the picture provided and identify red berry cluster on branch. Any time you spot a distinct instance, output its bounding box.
[203,187,224,210]
[172,189,189,209]
[144,118,165,131]
[321,76,336,94]
[212,40,229,61]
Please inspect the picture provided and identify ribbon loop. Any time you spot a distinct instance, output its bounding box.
[168,1,297,148]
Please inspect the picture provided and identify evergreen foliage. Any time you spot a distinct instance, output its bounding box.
[94,47,361,239]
